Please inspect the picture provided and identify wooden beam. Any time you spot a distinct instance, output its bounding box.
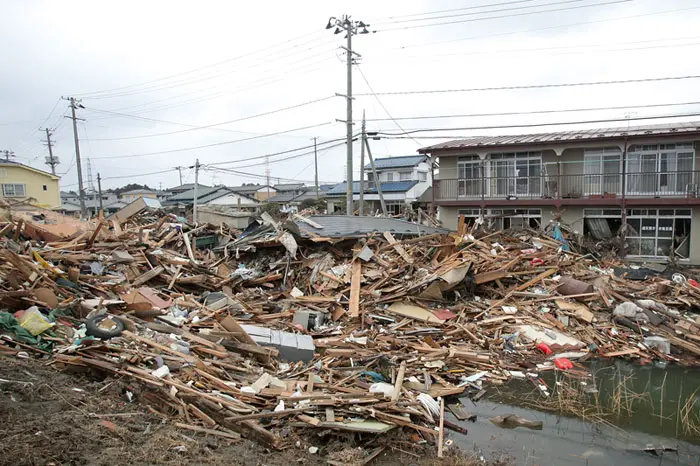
[383,231,413,264]
[131,265,165,287]
[349,260,362,319]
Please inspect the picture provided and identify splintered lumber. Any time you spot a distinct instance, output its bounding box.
[225,408,309,422]
[349,260,362,318]
[392,360,407,402]
[438,397,445,458]
[475,268,507,285]
[384,231,413,264]
[131,265,165,287]
[513,268,557,292]
[175,423,241,440]
[121,330,197,363]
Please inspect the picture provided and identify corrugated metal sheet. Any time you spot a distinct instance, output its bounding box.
[364,155,427,169]
[327,180,418,196]
[294,215,448,238]
[419,121,700,152]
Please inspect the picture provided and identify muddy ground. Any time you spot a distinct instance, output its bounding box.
[0,355,508,466]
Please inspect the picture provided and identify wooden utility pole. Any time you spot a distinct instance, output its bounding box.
[193,159,200,224]
[313,137,319,200]
[42,128,59,175]
[359,111,366,216]
[97,173,104,213]
[364,136,387,216]
[64,97,86,218]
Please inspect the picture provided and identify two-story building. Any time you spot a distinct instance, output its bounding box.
[326,155,432,214]
[421,121,700,264]
[0,161,60,208]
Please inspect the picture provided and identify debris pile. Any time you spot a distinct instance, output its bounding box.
[1,206,700,457]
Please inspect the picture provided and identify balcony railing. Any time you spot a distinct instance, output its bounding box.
[434,171,700,201]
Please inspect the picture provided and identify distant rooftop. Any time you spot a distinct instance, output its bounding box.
[419,120,700,153]
[364,155,428,170]
[327,180,418,196]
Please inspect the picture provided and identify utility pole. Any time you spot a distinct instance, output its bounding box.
[175,166,184,186]
[326,15,370,216]
[97,173,103,213]
[63,96,86,218]
[364,135,387,216]
[193,159,200,224]
[313,137,319,200]
[42,128,59,175]
[359,112,366,216]
[1,150,15,162]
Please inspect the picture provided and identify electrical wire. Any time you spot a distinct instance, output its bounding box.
[395,4,700,50]
[356,66,422,147]
[374,0,593,25]
[374,112,700,137]
[82,96,336,141]
[82,44,337,101]
[75,30,331,97]
[355,74,700,97]
[370,0,537,22]
[379,0,631,31]
[205,138,348,167]
[89,121,333,160]
[365,101,700,122]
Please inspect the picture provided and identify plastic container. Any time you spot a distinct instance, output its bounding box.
[18,306,54,336]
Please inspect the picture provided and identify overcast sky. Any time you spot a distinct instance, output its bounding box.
[2,0,700,191]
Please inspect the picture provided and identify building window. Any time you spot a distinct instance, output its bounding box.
[487,208,541,230]
[624,208,691,259]
[386,202,403,215]
[399,171,412,181]
[418,171,427,182]
[627,143,694,195]
[457,155,481,198]
[1,183,26,197]
[583,148,621,195]
[42,185,47,191]
[458,208,481,228]
[386,173,394,182]
[489,152,542,197]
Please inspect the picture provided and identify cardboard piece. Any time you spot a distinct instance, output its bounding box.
[387,302,445,324]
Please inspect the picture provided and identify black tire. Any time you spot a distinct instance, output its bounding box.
[86,314,125,339]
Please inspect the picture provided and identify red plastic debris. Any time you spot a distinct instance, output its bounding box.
[530,258,545,267]
[554,358,574,370]
[536,342,552,355]
[689,279,699,288]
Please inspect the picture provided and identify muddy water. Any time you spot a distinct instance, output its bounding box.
[452,362,700,465]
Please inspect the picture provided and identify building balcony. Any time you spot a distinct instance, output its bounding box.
[433,171,700,206]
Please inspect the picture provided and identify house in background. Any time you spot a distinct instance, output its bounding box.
[267,185,330,213]
[120,188,158,203]
[169,183,210,196]
[422,120,700,264]
[60,191,125,215]
[326,155,432,215]
[230,184,276,201]
[163,186,259,211]
[0,161,60,208]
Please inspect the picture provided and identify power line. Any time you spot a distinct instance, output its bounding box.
[365,101,700,122]
[395,4,700,50]
[82,96,336,141]
[375,0,592,25]
[61,167,179,188]
[374,112,700,137]
[371,0,537,22]
[82,44,337,101]
[75,30,330,98]
[206,138,348,167]
[379,0,631,31]
[218,140,348,170]
[89,121,333,160]
[356,66,421,147]
[355,74,700,97]
[84,55,335,117]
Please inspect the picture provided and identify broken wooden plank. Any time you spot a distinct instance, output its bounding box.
[349,260,362,319]
[383,231,413,264]
[131,265,165,287]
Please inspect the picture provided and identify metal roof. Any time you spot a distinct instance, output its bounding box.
[273,183,305,192]
[294,215,448,238]
[0,160,58,179]
[364,155,427,170]
[327,180,418,195]
[419,121,700,153]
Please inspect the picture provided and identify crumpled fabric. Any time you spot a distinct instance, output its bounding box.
[0,311,54,351]
[613,302,649,323]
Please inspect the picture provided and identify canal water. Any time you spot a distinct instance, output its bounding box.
[452,362,700,465]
